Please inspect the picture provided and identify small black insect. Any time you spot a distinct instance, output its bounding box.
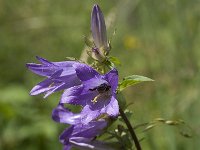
[89,83,111,93]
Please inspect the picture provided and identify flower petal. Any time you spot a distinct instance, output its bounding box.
[59,120,108,150]
[36,56,53,65]
[104,68,118,93]
[26,63,55,77]
[102,96,119,117]
[87,95,119,117]
[44,75,81,98]
[26,57,77,77]
[70,138,115,150]
[43,82,66,98]
[30,79,54,95]
[63,145,71,150]
[60,85,97,106]
[91,4,107,49]
[52,104,82,125]
[73,63,100,82]
[83,77,107,92]
[60,125,74,144]
[72,120,107,138]
[80,105,101,124]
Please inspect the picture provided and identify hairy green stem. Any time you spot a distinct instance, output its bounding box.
[119,107,142,150]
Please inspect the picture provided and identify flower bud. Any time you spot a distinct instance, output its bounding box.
[91,4,109,56]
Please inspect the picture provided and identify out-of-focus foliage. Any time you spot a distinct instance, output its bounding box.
[0,0,199,149]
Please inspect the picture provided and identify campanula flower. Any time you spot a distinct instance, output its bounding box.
[59,120,114,150]
[59,63,119,124]
[27,57,119,123]
[91,4,109,62]
[52,104,82,125]
[26,56,81,98]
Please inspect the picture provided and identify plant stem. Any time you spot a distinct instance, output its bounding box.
[119,107,142,150]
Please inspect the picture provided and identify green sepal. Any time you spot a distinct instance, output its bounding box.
[65,57,84,63]
[108,56,121,66]
[104,59,115,69]
[83,36,94,48]
[118,75,154,92]
[65,57,77,61]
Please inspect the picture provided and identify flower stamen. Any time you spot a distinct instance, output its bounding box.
[92,94,101,104]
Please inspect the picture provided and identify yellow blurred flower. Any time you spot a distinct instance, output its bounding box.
[123,35,140,50]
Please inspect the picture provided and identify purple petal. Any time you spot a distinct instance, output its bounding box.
[44,75,81,98]
[29,66,81,97]
[73,63,100,82]
[73,120,107,138]
[80,95,119,122]
[83,77,107,92]
[61,85,97,106]
[80,105,101,124]
[52,104,82,125]
[43,82,66,98]
[26,57,77,77]
[91,4,108,49]
[30,79,54,95]
[59,120,108,150]
[70,138,94,149]
[104,68,118,93]
[60,85,83,103]
[70,138,115,150]
[60,126,74,144]
[36,56,53,65]
[63,145,71,150]
[101,96,119,117]
[26,63,55,77]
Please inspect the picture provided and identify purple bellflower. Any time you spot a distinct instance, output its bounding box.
[59,120,114,150]
[58,63,119,124]
[91,4,110,62]
[26,56,81,98]
[27,57,119,124]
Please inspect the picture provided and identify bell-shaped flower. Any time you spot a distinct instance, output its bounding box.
[27,57,119,124]
[59,119,114,150]
[58,63,119,124]
[91,4,109,61]
[26,56,81,98]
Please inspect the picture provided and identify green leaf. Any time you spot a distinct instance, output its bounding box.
[109,56,121,66]
[118,75,154,91]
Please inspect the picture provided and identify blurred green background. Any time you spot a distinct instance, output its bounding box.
[0,0,199,149]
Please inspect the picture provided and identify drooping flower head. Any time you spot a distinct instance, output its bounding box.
[91,4,110,62]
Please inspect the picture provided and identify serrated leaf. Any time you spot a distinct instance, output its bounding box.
[118,75,154,91]
[109,56,121,66]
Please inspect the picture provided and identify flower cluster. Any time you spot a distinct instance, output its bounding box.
[26,5,119,150]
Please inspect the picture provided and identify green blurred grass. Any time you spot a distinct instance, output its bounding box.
[0,0,199,149]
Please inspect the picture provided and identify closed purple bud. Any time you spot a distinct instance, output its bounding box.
[91,4,109,54]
